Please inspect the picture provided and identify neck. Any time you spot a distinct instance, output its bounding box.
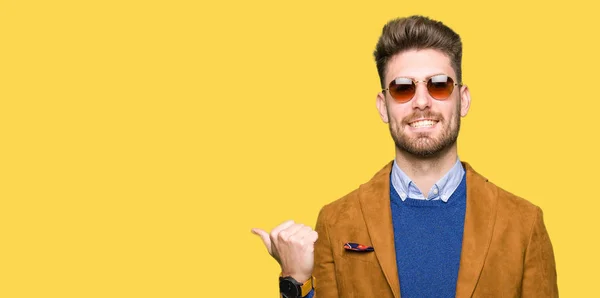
[394,143,459,195]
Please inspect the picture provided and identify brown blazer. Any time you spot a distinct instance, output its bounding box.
[313,161,558,297]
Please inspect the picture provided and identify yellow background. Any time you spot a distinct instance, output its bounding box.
[1,0,598,297]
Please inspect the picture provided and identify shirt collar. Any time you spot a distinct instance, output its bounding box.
[391,158,465,203]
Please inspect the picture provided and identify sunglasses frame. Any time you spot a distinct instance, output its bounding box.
[382,74,461,103]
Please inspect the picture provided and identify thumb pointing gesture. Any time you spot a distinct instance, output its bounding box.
[251,228,272,255]
[251,220,295,264]
[251,220,316,283]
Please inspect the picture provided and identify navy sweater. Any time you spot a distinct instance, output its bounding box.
[390,173,467,298]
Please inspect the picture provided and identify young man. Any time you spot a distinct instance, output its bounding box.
[252,15,558,298]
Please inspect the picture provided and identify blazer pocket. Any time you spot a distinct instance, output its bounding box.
[339,248,379,264]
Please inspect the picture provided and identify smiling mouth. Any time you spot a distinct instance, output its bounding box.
[409,119,438,128]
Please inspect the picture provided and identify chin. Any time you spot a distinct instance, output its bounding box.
[394,135,458,157]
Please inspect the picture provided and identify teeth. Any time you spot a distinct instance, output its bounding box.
[410,120,436,128]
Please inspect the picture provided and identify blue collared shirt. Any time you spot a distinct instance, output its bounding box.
[391,158,465,203]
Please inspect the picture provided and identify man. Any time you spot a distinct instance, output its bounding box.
[252,15,558,297]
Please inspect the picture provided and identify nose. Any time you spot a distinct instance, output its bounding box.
[411,81,432,110]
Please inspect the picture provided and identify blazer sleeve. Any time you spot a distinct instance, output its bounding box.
[521,207,559,297]
[313,206,339,298]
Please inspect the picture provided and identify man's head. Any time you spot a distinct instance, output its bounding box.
[374,16,471,158]
[374,16,463,90]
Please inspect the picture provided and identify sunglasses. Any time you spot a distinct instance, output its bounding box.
[382,74,460,103]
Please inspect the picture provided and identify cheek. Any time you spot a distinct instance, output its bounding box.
[441,100,461,122]
[387,105,410,124]
[454,101,462,120]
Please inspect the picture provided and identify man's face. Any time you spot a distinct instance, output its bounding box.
[376,49,471,158]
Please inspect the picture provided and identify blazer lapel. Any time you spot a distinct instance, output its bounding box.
[455,162,499,298]
[358,162,401,298]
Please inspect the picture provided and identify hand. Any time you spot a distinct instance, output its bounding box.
[252,220,318,283]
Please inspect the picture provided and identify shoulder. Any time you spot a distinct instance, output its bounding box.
[464,162,542,229]
[493,180,539,213]
[317,188,361,225]
[317,161,393,225]
[491,178,542,232]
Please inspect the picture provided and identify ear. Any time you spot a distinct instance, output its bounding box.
[459,85,471,117]
[376,92,390,123]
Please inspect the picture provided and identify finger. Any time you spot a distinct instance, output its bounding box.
[292,226,317,248]
[278,224,305,241]
[269,220,296,240]
[304,231,318,252]
[251,228,272,255]
[305,230,319,244]
[292,226,314,239]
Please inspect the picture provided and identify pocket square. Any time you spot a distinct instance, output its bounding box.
[344,242,374,252]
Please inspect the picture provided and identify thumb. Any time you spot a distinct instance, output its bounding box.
[251,228,272,255]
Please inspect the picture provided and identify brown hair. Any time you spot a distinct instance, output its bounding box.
[373,15,463,89]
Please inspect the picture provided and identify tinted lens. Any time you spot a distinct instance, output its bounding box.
[388,77,415,103]
[427,75,455,100]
